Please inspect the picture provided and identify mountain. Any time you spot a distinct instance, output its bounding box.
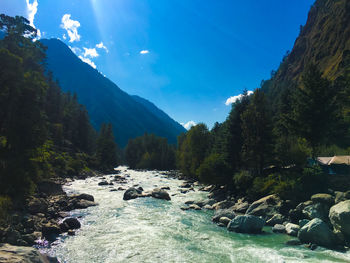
[41,38,186,147]
[131,95,186,136]
[264,0,350,98]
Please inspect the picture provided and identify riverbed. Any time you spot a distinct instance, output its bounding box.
[45,167,350,262]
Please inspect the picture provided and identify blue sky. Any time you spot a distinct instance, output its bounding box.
[1,0,315,129]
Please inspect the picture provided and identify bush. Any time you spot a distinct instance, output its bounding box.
[233,170,254,193]
[0,195,12,223]
[196,153,230,184]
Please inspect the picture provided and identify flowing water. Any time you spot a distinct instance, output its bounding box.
[45,166,350,263]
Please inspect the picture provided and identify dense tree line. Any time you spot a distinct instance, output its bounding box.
[125,133,175,170]
[176,64,350,202]
[0,15,119,202]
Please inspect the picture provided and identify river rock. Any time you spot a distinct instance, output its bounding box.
[41,223,61,241]
[63,218,81,230]
[71,193,94,202]
[180,182,192,188]
[98,181,109,186]
[188,204,201,210]
[27,198,48,214]
[285,239,302,246]
[245,194,282,220]
[123,187,142,200]
[212,200,235,210]
[231,199,249,213]
[285,223,300,236]
[73,199,97,209]
[302,202,329,221]
[299,219,310,228]
[227,215,265,234]
[219,217,231,226]
[266,213,285,226]
[151,188,171,200]
[212,209,236,223]
[298,218,338,248]
[0,243,59,263]
[311,193,335,206]
[272,224,286,233]
[329,200,350,239]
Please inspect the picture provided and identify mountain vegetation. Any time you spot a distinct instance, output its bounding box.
[0,15,118,205]
[175,0,350,202]
[41,39,186,147]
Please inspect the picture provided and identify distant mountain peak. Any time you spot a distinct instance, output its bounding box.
[41,38,185,147]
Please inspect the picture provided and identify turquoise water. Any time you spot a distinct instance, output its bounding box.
[46,167,350,262]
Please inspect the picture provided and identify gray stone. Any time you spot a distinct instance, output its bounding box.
[227,215,265,234]
[123,187,142,200]
[298,218,338,249]
[63,218,81,230]
[302,202,329,221]
[246,195,282,220]
[266,214,285,226]
[299,219,310,228]
[212,209,236,223]
[71,193,94,202]
[285,223,300,237]
[272,224,286,233]
[151,188,171,200]
[219,217,231,226]
[329,200,350,239]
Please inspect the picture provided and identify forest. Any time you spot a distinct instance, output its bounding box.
[0,15,118,210]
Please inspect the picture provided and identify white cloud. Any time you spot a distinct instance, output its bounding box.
[83,47,99,58]
[140,50,149,54]
[63,34,67,40]
[69,46,81,55]
[225,90,253,106]
[61,14,81,42]
[181,121,197,130]
[78,55,96,69]
[25,0,41,38]
[96,42,108,53]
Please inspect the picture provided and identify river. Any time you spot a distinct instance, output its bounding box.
[44,166,350,262]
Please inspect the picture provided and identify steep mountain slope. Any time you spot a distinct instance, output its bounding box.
[41,39,185,146]
[131,95,186,137]
[265,0,350,98]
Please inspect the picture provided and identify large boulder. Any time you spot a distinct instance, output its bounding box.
[41,223,61,242]
[231,199,249,213]
[63,218,81,230]
[123,187,142,200]
[227,215,265,234]
[245,195,282,220]
[298,218,338,248]
[329,200,350,239]
[272,224,286,234]
[0,243,59,263]
[151,188,171,201]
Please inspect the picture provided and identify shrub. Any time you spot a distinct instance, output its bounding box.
[233,170,254,193]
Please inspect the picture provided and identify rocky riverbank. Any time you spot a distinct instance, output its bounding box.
[178,181,350,252]
[0,171,103,262]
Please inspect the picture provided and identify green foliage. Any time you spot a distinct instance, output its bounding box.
[95,123,119,171]
[233,170,254,194]
[125,133,175,170]
[241,89,273,174]
[290,64,341,155]
[176,124,211,177]
[0,195,12,223]
[0,14,112,200]
[196,153,230,185]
